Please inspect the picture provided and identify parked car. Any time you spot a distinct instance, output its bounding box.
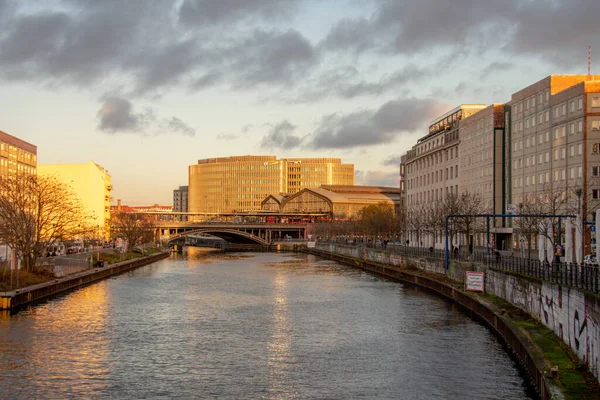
[583,254,598,266]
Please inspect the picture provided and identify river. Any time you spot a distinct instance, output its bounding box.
[0,248,533,399]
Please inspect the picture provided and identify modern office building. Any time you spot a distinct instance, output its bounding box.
[38,161,113,239]
[400,75,600,251]
[173,185,188,221]
[188,155,354,214]
[0,129,37,178]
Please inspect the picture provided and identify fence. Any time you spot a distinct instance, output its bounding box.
[317,239,600,294]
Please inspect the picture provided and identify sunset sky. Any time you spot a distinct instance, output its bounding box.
[1,0,599,205]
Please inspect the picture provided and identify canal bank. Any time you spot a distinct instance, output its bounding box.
[302,245,598,400]
[0,251,170,311]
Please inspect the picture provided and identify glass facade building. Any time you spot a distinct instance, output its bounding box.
[188,156,354,214]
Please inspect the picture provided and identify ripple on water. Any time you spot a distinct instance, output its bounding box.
[0,248,533,399]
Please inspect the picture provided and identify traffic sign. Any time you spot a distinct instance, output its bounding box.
[591,225,596,232]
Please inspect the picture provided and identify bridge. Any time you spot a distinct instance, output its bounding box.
[156,222,309,246]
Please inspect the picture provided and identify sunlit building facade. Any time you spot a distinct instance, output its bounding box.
[38,161,113,239]
[188,155,354,214]
[280,185,401,219]
[0,129,37,178]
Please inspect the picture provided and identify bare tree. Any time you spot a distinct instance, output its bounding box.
[356,203,396,244]
[453,192,489,254]
[111,212,155,249]
[0,174,87,271]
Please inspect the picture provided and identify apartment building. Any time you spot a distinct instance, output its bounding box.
[400,105,486,247]
[400,75,600,251]
[0,129,37,178]
[38,161,113,239]
[173,185,188,221]
[188,155,354,215]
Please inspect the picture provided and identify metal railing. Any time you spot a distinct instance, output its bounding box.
[317,238,600,293]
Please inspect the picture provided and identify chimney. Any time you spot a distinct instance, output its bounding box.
[117,199,121,212]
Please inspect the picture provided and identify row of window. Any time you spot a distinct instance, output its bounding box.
[513,167,583,188]
[407,166,459,190]
[513,145,584,169]
[406,147,459,174]
[407,185,459,206]
[512,89,550,114]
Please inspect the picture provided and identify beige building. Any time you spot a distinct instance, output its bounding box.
[400,105,486,247]
[188,155,354,214]
[277,185,401,219]
[0,129,37,178]
[400,75,600,251]
[38,161,113,238]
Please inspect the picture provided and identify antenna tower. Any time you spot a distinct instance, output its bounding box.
[588,45,592,80]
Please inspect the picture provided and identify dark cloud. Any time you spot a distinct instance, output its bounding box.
[321,0,600,69]
[0,2,318,95]
[309,97,446,149]
[231,29,317,87]
[97,97,195,136]
[382,155,401,167]
[260,120,304,150]
[295,64,428,102]
[480,62,514,77]
[178,0,298,26]
[355,170,399,187]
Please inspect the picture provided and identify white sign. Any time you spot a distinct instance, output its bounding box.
[465,271,485,292]
[307,241,316,248]
[506,204,518,213]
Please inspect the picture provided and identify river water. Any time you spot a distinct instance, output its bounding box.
[0,248,533,399]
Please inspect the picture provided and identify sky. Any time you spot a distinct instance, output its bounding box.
[1,0,599,205]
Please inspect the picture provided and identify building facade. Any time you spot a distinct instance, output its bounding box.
[38,161,113,239]
[400,75,600,251]
[173,185,188,221]
[0,129,37,178]
[188,156,354,214]
[279,185,401,219]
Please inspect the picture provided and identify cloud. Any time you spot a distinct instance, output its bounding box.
[97,97,195,136]
[0,2,319,95]
[178,0,298,26]
[382,155,401,167]
[260,120,304,150]
[217,133,239,141]
[321,0,600,69]
[295,64,429,102]
[355,170,399,187]
[309,97,447,149]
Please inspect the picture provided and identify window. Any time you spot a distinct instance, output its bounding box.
[554,107,559,118]
[570,145,575,157]
[579,166,582,178]
[539,133,543,143]
[578,120,583,132]
[553,128,559,139]
[593,96,600,107]
[579,144,583,155]
[532,96,536,107]
[545,90,550,101]
[539,173,543,183]
[592,120,600,130]
[593,166,600,176]
[594,190,600,200]
[532,175,536,185]
[546,152,549,162]
[539,154,543,163]
[570,168,575,179]
[569,101,575,112]
[545,110,549,122]
[546,172,549,182]
[578,98,583,110]
[539,93,543,104]
[554,149,559,160]
[554,170,559,181]
[562,104,567,115]
[546,131,550,142]
[538,113,543,124]
[526,119,530,129]
[562,148,566,159]
[561,169,566,180]
[570,123,575,135]
[593,143,600,154]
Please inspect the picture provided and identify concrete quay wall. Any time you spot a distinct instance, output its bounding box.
[0,251,170,311]
[486,268,600,383]
[309,243,564,399]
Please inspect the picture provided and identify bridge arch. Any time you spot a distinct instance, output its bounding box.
[167,228,270,246]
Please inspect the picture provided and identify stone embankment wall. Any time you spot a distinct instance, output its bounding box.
[487,269,600,382]
[1,251,170,311]
[314,242,600,384]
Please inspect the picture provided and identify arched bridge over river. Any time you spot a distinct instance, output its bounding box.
[157,222,308,245]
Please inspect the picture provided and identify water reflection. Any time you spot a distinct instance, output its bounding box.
[0,250,532,399]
